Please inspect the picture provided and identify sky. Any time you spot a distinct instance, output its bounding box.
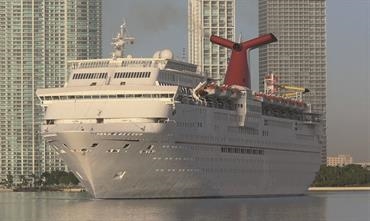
[102,0,370,162]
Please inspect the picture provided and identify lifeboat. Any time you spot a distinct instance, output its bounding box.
[200,83,220,97]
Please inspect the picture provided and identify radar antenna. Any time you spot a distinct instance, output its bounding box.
[111,19,135,59]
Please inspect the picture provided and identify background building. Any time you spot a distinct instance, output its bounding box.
[258,0,327,163]
[0,0,102,181]
[327,154,353,167]
[188,0,235,81]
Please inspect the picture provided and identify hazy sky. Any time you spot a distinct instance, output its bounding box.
[102,0,370,162]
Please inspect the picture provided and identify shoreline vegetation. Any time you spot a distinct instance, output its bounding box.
[1,165,369,193]
[311,165,370,187]
[0,170,84,193]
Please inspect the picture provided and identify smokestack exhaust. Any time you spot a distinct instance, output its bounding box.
[210,33,277,88]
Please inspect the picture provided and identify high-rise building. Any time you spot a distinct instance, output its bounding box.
[0,0,102,181]
[258,0,327,163]
[188,0,235,81]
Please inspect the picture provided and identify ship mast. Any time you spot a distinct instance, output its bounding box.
[111,21,135,59]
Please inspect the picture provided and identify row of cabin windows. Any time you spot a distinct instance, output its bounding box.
[78,61,110,69]
[39,93,175,101]
[221,147,264,155]
[73,72,108,80]
[114,72,151,79]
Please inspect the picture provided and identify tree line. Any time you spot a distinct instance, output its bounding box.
[1,171,79,188]
[312,164,370,187]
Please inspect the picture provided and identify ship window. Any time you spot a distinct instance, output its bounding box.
[135,94,143,98]
[253,149,258,154]
[52,96,60,100]
[76,95,83,99]
[143,94,151,98]
[101,95,108,99]
[92,95,99,99]
[109,95,117,99]
[117,94,125,98]
[68,96,75,99]
[90,82,97,86]
[123,144,130,149]
[126,94,134,98]
[46,119,55,125]
[120,82,126,85]
[96,118,104,124]
[107,149,120,153]
[91,143,98,147]
[83,95,92,99]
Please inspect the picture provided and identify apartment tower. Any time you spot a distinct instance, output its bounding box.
[188,0,235,81]
[0,0,102,181]
[258,0,327,163]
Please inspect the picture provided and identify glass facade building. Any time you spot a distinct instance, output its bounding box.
[0,0,102,181]
[188,0,235,81]
[258,0,327,163]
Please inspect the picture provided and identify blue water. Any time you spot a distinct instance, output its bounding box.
[0,191,368,221]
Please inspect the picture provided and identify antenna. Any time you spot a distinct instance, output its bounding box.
[111,19,135,59]
[181,48,186,62]
[238,32,243,43]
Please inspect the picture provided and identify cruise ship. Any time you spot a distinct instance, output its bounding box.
[36,24,322,199]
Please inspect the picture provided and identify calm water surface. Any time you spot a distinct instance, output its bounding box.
[0,191,369,221]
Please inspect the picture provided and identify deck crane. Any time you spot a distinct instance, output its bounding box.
[264,73,310,101]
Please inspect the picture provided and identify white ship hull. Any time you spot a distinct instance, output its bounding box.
[44,104,321,199]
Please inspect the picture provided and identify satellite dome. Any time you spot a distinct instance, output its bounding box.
[153,51,161,59]
[160,49,173,59]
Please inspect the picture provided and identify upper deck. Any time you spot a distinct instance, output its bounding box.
[66,56,206,89]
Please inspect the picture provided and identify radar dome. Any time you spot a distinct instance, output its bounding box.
[160,49,173,59]
[153,51,161,59]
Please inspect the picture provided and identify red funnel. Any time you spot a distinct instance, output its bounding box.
[210,34,277,88]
